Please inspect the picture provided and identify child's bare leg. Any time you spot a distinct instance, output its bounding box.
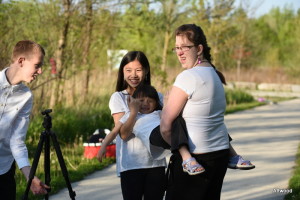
[229,143,238,157]
[178,145,193,161]
[179,146,205,175]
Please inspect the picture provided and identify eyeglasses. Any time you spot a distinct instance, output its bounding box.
[172,45,195,53]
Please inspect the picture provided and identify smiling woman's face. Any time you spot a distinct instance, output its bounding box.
[123,59,144,90]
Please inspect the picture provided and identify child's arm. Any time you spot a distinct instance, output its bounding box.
[119,97,140,140]
[97,122,122,162]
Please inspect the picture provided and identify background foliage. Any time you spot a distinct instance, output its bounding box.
[1,0,299,117]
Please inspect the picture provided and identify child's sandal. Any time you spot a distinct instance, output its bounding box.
[228,155,255,170]
[182,157,205,175]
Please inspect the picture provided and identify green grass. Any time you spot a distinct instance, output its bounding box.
[225,88,266,114]
[225,88,254,105]
[27,95,114,146]
[225,101,266,114]
[285,144,300,200]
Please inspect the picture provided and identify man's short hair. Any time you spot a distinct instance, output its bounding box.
[11,40,45,63]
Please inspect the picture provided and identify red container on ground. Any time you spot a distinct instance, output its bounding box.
[83,143,116,159]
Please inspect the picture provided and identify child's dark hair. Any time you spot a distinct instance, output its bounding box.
[132,84,163,111]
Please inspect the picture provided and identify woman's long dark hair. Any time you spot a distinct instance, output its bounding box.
[132,84,162,111]
[175,24,226,85]
[116,51,151,91]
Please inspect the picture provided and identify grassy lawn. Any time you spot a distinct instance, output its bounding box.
[226,101,266,114]
[285,144,300,200]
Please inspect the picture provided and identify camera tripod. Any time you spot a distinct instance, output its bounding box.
[22,109,76,200]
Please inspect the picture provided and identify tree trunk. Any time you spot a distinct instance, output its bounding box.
[236,24,246,81]
[161,30,170,71]
[50,0,71,108]
[83,0,93,99]
[160,0,177,71]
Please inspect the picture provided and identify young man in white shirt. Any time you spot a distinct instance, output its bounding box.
[0,40,50,200]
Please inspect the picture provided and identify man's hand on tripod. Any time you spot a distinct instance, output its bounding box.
[30,176,50,195]
[21,166,50,195]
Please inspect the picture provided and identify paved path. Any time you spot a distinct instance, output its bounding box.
[222,98,300,200]
[51,164,122,200]
[50,98,300,200]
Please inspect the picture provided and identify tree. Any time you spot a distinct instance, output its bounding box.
[207,0,235,69]
[157,0,178,71]
[230,7,251,80]
[155,0,193,71]
[50,0,72,108]
[82,0,94,98]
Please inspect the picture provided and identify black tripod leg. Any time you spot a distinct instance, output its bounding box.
[22,132,45,200]
[44,131,51,200]
[50,131,76,200]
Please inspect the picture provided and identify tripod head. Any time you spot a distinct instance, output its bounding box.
[42,109,52,130]
[42,109,52,116]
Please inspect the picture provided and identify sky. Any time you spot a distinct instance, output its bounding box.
[234,0,300,18]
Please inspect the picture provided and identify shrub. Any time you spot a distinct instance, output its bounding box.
[225,89,254,105]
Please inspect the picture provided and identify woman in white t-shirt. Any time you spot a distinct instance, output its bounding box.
[160,24,247,200]
[108,51,166,200]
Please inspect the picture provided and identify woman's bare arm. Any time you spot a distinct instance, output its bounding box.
[160,86,188,144]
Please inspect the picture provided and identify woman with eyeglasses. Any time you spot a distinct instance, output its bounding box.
[108,51,167,200]
[160,24,253,200]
